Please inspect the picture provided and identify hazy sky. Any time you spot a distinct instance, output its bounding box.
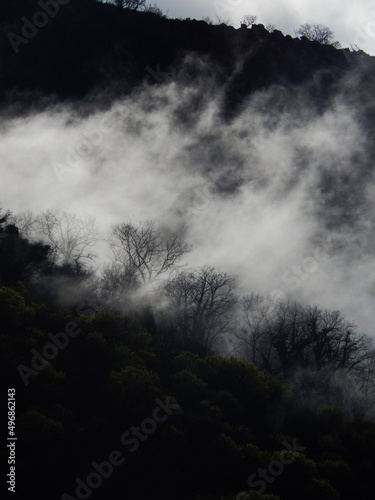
[152,0,375,56]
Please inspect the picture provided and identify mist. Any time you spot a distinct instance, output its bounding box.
[1,53,374,337]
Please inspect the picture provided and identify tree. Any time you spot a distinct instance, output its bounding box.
[235,293,279,370]
[202,16,214,25]
[165,266,238,355]
[111,221,190,288]
[266,23,276,33]
[235,297,374,415]
[241,14,257,28]
[296,24,341,48]
[237,297,372,377]
[9,210,37,240]
[0,210,51,286]
[0,207,11,232]
[144,3,164,16]
[98,261,139,313]
[25,210,102,275]
[353,350,375,418]
[113,0,146,9]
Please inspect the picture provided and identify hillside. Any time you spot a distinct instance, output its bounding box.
[1,0,374,115]
[1,2,375,499]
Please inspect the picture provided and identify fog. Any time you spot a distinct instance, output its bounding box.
[1,54,374,336]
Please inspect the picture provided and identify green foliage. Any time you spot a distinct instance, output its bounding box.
[317,460,352,491]
[0,286,36,329]
[305,478,340,499]
[84,312,153,354]
[111,344,146,369]
[200,399,225,421]
[173,351,202,371]
[171,369,208,408]
[108,365,161,414]
[241,442,269,464]
[1,274,375,499]
[82,330,108,351]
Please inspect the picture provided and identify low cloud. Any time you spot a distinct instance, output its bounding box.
[1,53,374,335]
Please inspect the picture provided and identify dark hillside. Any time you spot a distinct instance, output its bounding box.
[1,0,374,116]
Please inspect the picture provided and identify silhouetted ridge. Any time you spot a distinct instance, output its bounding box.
[0,0,373,114]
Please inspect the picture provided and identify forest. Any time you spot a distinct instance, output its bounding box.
[1,1,375,499]
[1,206,375,500]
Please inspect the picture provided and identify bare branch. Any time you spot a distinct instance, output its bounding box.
[165,266,238,354]
[111,221,191,287]
[296,23,341,48]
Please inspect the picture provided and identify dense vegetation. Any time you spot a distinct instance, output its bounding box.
[1,207,375,499]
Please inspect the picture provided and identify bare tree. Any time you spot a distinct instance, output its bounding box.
[10,209,102,275]
[165,266,238,355]
[0,207,11,232]
[144,3,164,16]
[10,210,38,240]
[236,297,374,415]
[237,297,372,377]
[266,23,276,33]
[241,14,257,28]
[202,16,214,25]
[296,24,341,48]
[235,294,279,369]
[114,0,146,10]
[353,351,375,418]
[37,210,101,273]
[94,261,137,312]
[111,221,191,287]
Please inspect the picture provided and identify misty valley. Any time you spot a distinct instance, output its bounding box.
[1,1,375,499]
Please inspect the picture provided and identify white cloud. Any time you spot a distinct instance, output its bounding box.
[1,58,373,335]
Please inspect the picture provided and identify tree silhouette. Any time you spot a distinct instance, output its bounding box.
[111,221,190,287]
[296,24,341,48]
[31,210,100,275]
[0,208,51,286]
[236,296,374,414]
[165,266,237,355]
[237,296,372,377]
[113,0,146,9]
[241,14,257,28]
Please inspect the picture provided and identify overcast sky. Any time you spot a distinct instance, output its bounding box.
[151,0,375,56]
